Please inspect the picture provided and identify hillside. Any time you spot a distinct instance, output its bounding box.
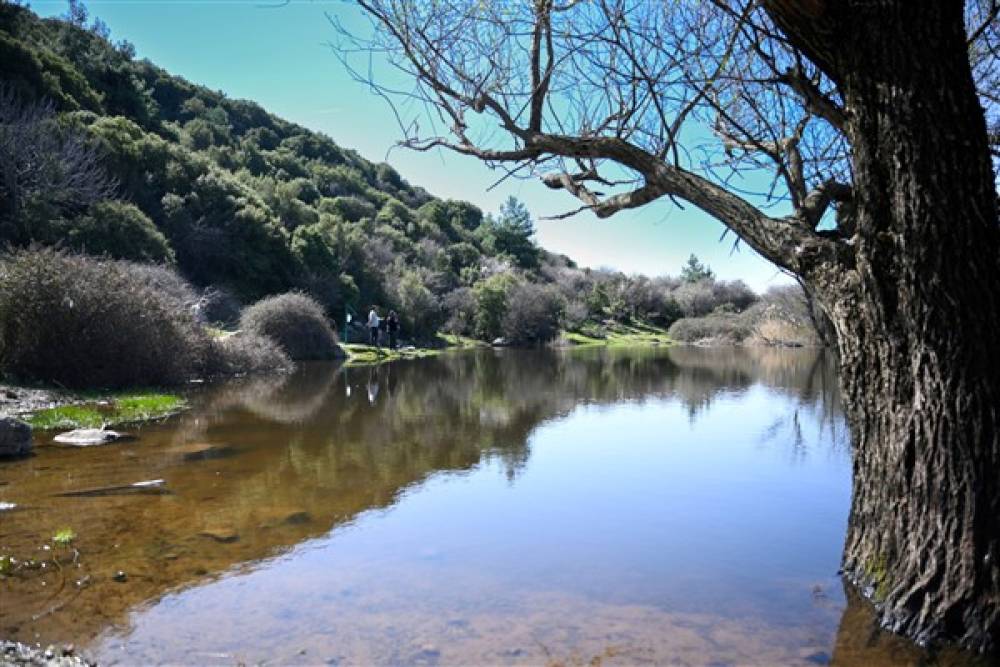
[0,1,811,347]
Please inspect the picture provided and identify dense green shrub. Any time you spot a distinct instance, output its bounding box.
[393,270,444,339]
[240,292,344,360]
[473,272,518,340]
[502,283,565,344]
[320,195,376,223]
[0,249,209,388]
[67,200,175,263]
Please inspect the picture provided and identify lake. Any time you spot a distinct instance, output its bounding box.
[0,347,957,664]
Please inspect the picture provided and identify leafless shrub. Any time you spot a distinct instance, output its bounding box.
[442,286,477,336]
[668,314,751,344]
[502,283,565,344]
[0,85,115,233]
[209,332,291,375]
[0,248,208,388]
[240,292,344,360]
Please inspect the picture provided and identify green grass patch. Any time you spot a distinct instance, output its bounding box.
[343,344,441,366]
[436,333,488,348]
[26,392,186,430]
[561,321,672,347]
[561,331,605,346]
[52,528,76,545]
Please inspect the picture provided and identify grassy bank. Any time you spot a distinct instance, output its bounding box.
[559,322,673,347]
[342,344,441,366]
[24,392,187,430]
[342,333,488,366]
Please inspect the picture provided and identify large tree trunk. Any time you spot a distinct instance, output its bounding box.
[800,1,1000,652]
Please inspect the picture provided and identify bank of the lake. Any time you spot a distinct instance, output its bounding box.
[6,334,832,440]
[1,386,188,432]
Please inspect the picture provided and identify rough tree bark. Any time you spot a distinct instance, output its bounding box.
[767,1,1000,651]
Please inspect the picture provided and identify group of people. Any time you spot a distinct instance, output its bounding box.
[366,306,400,349]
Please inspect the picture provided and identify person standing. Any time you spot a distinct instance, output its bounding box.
[367,305,380,346]
[386,310,400,350]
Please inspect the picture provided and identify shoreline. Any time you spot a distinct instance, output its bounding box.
[0,333,825,432]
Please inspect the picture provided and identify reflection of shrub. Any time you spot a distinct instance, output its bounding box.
[502,283,565,344]
[668,314,751,344]
[240,292,344,360]
[210,332,291,374]
[0,249,209,388]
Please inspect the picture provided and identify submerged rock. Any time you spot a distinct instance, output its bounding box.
[175,443,241,462]
[259,509,313,529]
[54,479,169,497]
[0,417,32,458]
[52,428,135,446]
[199,528,239,543]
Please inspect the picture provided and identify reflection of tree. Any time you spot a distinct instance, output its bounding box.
[664,346,846,459]
[828,580,984,666]
[1,346,846,649]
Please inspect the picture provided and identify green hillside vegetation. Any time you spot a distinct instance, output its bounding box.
[0,2,817,391]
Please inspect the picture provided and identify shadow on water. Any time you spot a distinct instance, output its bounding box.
[0,346,982,664]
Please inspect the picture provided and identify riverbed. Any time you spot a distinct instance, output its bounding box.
[0,347,968,664]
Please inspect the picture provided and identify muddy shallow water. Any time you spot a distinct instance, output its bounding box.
[0,347,980,665]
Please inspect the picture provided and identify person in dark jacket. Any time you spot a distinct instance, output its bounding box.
[386,310,400,350]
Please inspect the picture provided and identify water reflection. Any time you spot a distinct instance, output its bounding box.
[0,346,969,664]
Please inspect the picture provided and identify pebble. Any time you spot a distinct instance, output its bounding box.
[0,640,93,666]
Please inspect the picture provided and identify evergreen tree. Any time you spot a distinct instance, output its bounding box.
[487,196,539,270]
[680,254,714,283]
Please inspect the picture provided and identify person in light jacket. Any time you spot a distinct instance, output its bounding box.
[367,306,380,346]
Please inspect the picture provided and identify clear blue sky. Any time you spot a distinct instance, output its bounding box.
[33,0,793,292]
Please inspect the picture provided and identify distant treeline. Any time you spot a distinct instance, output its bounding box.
[0,1,814,346]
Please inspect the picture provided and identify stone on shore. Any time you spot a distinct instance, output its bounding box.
[52,428,135,446]
[0,417,32,458]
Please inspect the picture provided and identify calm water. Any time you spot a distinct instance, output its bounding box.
[0,347,958,665]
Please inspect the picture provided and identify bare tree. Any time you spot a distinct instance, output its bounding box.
[0,85,115,243]
[337,0,1000,652]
